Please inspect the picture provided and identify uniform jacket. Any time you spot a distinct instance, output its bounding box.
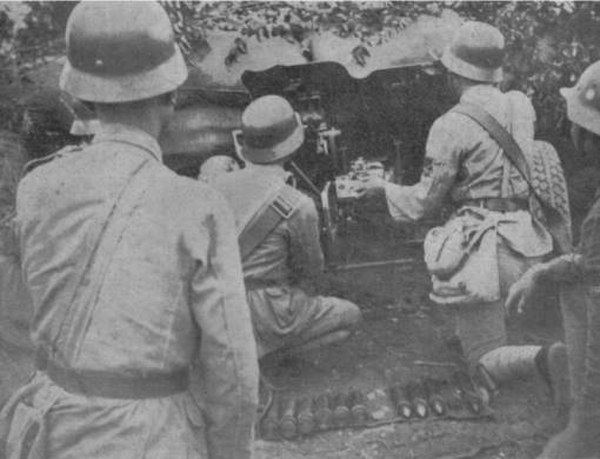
[384,85,553,258]
[3,124,258,459]
[213,166,326,355]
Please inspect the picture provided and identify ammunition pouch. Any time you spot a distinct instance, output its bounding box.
[425,210,501,306]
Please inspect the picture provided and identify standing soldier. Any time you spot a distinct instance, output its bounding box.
[508,61,600,459]
[213,95,362,359]
[0,3,258,459]
[359,21,568,398]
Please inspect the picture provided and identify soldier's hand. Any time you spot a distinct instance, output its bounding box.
[505,265,545,316]
[355,176,386,200]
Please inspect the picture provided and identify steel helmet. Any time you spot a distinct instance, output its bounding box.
[561,61,600,137]
[60,1,188,103]
[241,95,304,164]
[441,21,505,83]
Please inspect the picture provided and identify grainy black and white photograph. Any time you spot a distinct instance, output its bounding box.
[0,1,598,458]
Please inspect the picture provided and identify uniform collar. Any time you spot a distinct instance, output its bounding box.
[460,84,501,105]
[93,123,162,162]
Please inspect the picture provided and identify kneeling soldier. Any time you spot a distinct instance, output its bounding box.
[214,95,362,358]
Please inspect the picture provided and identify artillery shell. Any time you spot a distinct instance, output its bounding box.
[423,378,446,416]
[261,396,280,440]
[390,384,412,419]
[279,398,297,439]
[405,381,429,419]
[349,389,369,424]
[314,392,333,430]
[473,363,498,400]
[296,397,315,435]
[333,392,351,426]
[436,378,464,411]
[454,372,483,415]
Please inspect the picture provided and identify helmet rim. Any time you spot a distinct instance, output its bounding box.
[441,45,503,83]
[561,85,600,137]
[242,113,305,164]
[60,47,188,103]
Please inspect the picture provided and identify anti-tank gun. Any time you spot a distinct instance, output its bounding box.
[161,23,458,270]
[24,19,459,270]
[238,57,454,270]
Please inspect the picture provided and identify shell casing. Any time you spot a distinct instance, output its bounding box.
[454,372,484,414]
[437,378,464,411]
[390,384,412,419]
[413,398,429,419]
[314,392,333,430]
[296,397,315,435]
[349,389,369,424]
[473,364,498,399]
[429,396,446,416]
[279,398,297,439]
[405,382,429,419]
[261,396,281,440]
[332,392,351,426]
[423,378,447,416]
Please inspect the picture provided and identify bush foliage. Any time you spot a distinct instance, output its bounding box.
[2,1,600,134]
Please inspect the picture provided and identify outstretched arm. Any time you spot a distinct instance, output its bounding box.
[360,115,461,222]
[506,254,583,315]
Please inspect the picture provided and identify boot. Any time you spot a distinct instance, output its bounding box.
[479,343,569,408]
[537,289,600,459]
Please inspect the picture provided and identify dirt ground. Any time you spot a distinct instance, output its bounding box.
[255,220,567,459]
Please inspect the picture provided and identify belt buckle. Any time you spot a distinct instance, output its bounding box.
[271,196,294,219]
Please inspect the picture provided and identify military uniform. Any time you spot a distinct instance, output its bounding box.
[383,85,554,363]
[0,125,259,459]
[214,165,361,357]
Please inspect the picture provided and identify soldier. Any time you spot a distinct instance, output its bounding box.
[0,3,258,459]
[213,95,362,359]
[359,22,568,397]
[507,61,600,459]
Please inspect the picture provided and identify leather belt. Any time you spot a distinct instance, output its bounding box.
[462,197,529,213]
[36,351,189,399]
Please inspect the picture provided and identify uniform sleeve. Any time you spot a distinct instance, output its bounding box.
[288,197,325,281]
[385,115,461,222]
[186,191,259,459]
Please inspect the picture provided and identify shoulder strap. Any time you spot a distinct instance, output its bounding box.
[239,185,300,262]
[22,144,83,177]
[451,103,538,199]
[50,159,154,365]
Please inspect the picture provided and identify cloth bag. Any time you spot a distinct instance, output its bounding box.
[424,211,501,305]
